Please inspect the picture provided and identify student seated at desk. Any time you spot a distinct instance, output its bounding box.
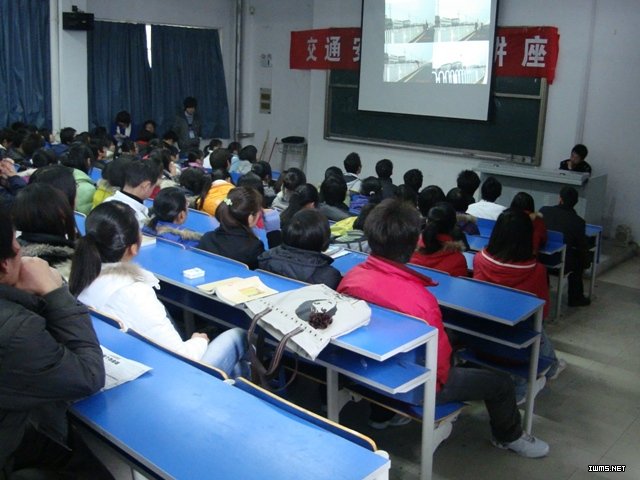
[143,187,202,248]
[196,168,234,217]
[197,187,265,270]
[410,202,468,277]
[0,210,110,478]
[338,199,549,458]
[70,201,249,377]
[13,184,77,280]
[259,209,342,289]
[446,187,480,236]
[318,175,351,222]
[510,192,547,255]
[473,209,564,381]
[102,159,162,227]
[540,186,592,307]
[271,167,306,212]
[466,176,506,221]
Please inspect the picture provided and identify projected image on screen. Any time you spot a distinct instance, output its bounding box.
[359,0,498,120]
[384,0,491,84]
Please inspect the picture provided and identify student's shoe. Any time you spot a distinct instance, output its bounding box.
[492,432,550,458]
[368,413,411,430]
[568,296,591,307]
[516,376,546,406]
[547,358,567,381]
[433,420,454,452]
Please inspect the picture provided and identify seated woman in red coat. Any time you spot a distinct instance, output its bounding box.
[509,192,547,255]
[338,199,549,457]
[473,209,563,380]
[410,202,469,277]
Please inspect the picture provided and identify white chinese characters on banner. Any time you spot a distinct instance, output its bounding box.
[522,35,548,67]
[306,37,318,61]
[324,36,341,62]
[352,37,361,62]
[494,36,507,67]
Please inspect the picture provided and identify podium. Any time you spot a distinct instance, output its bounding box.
[475,162,607,225]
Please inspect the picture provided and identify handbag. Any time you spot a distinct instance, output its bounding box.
[246,284,371,360]
[245,284,371,389]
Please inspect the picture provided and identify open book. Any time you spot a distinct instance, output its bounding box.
[197,276,278,305]
[245,284,371,360]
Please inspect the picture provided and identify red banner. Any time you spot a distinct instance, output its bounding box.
[494,27,560,84]
[290,28,361,71]
[290,26,559,83]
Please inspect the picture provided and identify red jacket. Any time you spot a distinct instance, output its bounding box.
[529,212,548,254]
[473,249,550,318]
[410,237,468,277]
[337,255,452,391]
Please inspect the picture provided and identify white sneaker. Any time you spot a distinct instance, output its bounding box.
[368,413,411,430]
[516,376,546,406]
[547,358,567,381]
[492,432,550,458]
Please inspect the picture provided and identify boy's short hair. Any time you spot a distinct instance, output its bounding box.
[284,209,330,252]
[364,199,421,263]
[183,97,198,109]
[375,159,393,179]
[481,176,502,202]
[125,160,161,188]
[343,152,361,174]
[560,186,579,208]
[456,170,481,196]
[403,169,424,193]
[320,176,347,206]
[571,144,588,160]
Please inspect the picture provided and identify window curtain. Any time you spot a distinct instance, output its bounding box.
[151,25,230,139]
[0,0,51,128]
[87,21,151,131]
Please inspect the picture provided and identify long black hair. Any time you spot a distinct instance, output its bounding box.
[148,187,188,230]
[215,187,262,237]
[420,202,457,254]
[69,201,140,296]
[486,208,534,262]
[13,183,76,242]
[280,183,319,228]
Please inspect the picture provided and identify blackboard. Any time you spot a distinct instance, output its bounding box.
[324,70,548,165]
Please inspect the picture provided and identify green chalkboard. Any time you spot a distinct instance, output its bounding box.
[325,70,547,165]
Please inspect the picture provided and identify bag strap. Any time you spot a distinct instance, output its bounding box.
[247,307,302,391]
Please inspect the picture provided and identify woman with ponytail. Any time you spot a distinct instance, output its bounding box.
[70,201,248,377]
[410,202,469,277]
[197,187,265,269]
[143,187,201,247]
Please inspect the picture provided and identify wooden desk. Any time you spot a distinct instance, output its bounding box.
[71,316,389,479]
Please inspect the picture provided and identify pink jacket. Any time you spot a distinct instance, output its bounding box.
[338,255,452,391]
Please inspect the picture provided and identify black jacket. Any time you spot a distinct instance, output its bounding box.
[258,244,342,290]
[197,226,265,270]
[0,285,105,469]
[539,204,590,269]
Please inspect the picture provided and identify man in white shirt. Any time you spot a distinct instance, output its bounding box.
[466,176,506,220]
[103,160,161,227]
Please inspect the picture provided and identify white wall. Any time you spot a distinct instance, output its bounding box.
[51,0,89,133]
[240,0,313,159]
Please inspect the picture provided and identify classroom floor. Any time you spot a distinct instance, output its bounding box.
[325,253,640,480]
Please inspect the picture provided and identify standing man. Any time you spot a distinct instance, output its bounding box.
[0,210,108,477]
[540,186,592,307]
[559,144,592,175]
[173,96,202,153]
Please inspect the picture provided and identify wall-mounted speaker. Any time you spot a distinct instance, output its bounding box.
[62,12,94,31]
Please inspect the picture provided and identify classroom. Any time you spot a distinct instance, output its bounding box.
[1,0,639,479]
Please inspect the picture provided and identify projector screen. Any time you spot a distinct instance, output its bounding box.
[359,0,498,120]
